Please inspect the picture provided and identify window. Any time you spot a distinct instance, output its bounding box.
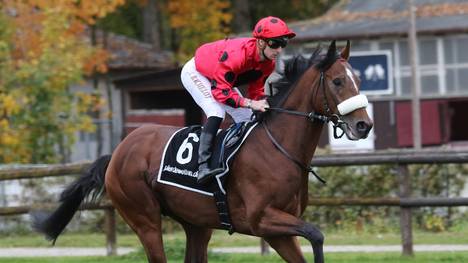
[400,76,411,96]
[443,36,468,95]
[444,38,456,64]
[446,69,456,94]
[419,39,437,65]
[378,41,397,96]
[398,40,409,66]
[378,41,396,66]
[458,68,468,92]
[421,75,438,94]
[458,38,468,62]
[396,38,440,96]
[351,41,370,52]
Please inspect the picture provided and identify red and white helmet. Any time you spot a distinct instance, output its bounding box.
[252,16,296,39]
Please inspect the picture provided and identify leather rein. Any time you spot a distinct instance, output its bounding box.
[262,71,347,184]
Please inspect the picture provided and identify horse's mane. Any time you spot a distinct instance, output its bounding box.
[258,44,339,121]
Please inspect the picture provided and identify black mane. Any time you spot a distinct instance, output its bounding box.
[267,44,339,109]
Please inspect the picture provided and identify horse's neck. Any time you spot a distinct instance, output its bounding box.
[268,69,324,164]
[271,115,323,163]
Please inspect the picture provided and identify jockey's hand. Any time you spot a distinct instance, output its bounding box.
[250,99,269,112]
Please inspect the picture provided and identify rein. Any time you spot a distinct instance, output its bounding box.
[266,107,330,123]
[262,122,326,184]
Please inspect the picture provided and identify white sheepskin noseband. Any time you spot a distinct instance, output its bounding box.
[337,94,368,115]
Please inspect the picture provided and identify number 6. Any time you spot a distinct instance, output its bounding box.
[176,133,199,165]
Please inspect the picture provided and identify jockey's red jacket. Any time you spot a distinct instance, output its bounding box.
[194,38,275,108]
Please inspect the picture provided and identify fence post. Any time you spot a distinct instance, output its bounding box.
[397,164,414,256]
[260,238,270,255]
[105,208,117,256]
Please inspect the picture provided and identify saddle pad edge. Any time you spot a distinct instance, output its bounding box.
[214,122,259,194]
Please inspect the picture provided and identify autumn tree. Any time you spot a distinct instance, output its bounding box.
[231,0,251,33]
[0,0,124,164]
[168,0,232,63]
[247,0,339,25]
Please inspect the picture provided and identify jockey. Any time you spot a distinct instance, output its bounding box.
[181,16,296,184]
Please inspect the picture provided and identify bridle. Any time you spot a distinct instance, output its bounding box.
[262,69,368,184]
[267,71,348,139]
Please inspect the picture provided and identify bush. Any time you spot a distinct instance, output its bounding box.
[303,162,468,232]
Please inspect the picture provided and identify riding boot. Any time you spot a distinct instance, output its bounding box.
[197,116,224,184]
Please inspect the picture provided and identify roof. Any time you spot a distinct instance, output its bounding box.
[290,0,468,42]
[93,31,176,71]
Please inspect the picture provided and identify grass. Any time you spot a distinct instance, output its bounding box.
[2,227,468,248]
[1,222,467,262]
[0,252,467,263]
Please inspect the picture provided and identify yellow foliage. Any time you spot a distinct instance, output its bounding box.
[168,0,232,62]
[424,214,446,232]
[0,0,123,163]
[0,94,20,115]
[83,48,110,74]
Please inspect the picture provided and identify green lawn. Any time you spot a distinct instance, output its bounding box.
[1,223,467,263]
[0,252,467,263]
[1,228,468,263]
[2,227,468,248]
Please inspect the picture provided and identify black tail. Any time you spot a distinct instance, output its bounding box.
[31,155,112,244]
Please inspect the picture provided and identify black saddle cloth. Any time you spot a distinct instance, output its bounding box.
[157,121,258,196]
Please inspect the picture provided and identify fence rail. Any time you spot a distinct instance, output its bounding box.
[1,149,468,256]
[0,162,90,180]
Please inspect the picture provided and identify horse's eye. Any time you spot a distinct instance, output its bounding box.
[333,78,342,86]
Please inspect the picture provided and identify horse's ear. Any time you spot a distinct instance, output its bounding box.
[340,40,351,61]
[326,40,336,60]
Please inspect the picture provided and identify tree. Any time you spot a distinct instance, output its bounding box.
[168,0,232,63]
[142,0,161,49]
[231,0,251,33]
[248,0,339,24]
[0,0,124,164]
[96,1,144,40]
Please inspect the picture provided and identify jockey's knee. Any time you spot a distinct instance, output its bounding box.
[203,106,225,120]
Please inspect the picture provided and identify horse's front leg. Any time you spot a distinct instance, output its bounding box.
[250,207,324,263]
[264,235,307,263]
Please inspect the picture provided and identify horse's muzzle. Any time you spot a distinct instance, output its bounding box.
[355,120,373,138]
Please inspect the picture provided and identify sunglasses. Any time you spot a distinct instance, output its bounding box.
[266,37,288,49]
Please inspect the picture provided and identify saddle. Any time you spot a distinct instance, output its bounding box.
[157,121,258,232]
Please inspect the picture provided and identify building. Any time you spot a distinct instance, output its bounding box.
[70,31,177,161]
[105,0,468,154]
[285,0,468,150]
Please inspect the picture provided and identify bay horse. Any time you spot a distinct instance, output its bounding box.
[33,40,373,263]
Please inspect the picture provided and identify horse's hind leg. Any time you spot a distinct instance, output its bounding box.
[182,223,213,263]
[106,175,166,263]
[265,236,307,263]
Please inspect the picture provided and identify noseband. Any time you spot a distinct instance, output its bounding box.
[263,70,368,184]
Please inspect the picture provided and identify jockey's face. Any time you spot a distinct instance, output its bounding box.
[257,39,284,61]
[264,44,283,60]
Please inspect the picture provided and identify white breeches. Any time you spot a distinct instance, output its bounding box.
[181,57,253,123]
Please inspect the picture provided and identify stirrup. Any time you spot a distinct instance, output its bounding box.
[197,167,224,184]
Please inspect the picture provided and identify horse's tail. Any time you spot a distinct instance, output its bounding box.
[32,154,112,244]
